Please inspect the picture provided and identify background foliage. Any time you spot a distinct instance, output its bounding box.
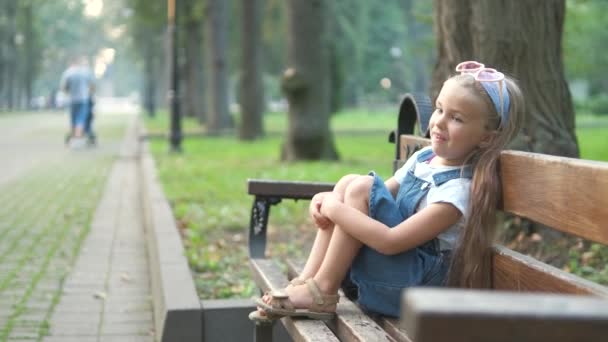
[1,0,607,115]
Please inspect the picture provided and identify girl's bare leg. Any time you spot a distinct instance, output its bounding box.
[298,174,360,280]
[314,176,372,294]
[274,176,373,312]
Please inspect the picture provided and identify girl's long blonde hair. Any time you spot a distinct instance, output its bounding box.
[446,74,525,288]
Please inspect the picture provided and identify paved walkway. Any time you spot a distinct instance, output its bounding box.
[0,111,155,342]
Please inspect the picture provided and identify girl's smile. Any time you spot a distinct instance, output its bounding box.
[429,79,493,166]
[431,131,447,143]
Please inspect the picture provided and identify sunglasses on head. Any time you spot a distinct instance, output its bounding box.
[455,61,505,82]
[455,60,510,126]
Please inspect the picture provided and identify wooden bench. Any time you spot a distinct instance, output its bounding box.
[247,93,608,341]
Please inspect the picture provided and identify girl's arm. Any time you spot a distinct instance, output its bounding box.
[320,195,461,255]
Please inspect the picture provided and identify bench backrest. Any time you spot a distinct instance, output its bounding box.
[399,135,608,297]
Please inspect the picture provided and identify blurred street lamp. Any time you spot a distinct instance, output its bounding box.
[168,0,182,152]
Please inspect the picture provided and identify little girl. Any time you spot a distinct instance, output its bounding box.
[252,61,524,319]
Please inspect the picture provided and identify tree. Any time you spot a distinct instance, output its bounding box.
[400,0,432,93]
[1,1,18,109]
[238,0,265,140]
[124,0,165,117]
[22,1,35,108]
[281,0,338,161]
[205,0,232,133]
[181,0,206,123]
[432,0,578,158]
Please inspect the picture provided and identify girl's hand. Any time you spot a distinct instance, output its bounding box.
[318,193,342,219]
[310,193,333,230]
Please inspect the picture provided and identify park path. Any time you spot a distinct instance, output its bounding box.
[0,110,155,342]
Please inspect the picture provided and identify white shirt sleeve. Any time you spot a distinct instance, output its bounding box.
[426,178,471,216]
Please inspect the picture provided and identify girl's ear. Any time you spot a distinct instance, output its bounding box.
[478,131,497,149]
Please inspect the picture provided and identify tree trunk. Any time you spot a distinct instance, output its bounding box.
[238,0,265,140]
[4,1,16,110]
[401,0,429,93]
[181,0,205,122]
[143,38,157,117]
[281,0,338,161]
[432,0,578,157]
[205,0,232,133]
[24,2,33,109]
[0,7,4,109]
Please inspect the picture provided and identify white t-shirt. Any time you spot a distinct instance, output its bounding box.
[393,147,471,250]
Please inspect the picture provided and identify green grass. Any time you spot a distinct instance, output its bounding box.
[574,113,608,160]
[146,110,608,298]
[144,110,204,134]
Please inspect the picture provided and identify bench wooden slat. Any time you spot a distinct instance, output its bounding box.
[248,179,335,200]
[376,318,413,342]
[500,150,608,245]
[250,258,339,342]
[281,319,341,342]
[492,245,608,297]
[401,288,608,342]
[286,259,407,342]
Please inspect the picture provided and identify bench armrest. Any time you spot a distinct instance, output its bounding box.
[401,288,608,342]
[247,179,334,258]
[248,179,334,199]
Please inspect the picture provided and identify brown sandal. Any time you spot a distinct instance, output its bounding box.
[259,277,307,298]
[251,279,339,320]
[286,277,307,288]
[249,277,310,321]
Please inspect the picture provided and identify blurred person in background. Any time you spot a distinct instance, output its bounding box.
[60,56,95,148]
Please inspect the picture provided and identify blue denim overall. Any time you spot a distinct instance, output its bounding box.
[346,149,472,317]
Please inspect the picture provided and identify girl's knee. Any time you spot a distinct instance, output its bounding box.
[344,175,374,201]
[334,174,361,196]
[336,174,360,187]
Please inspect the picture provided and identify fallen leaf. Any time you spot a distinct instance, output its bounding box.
[93,291,107,300]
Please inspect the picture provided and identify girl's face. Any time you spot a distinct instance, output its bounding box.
[429,79,493,166]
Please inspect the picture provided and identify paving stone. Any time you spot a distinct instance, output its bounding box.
[45,313,98,325]
[13,312,47,322]
[61,286,106,296]
[0,296,21,306]
[43,337,97,342]
[100,321,153,335]
[8,326,42,338]
[18,306,48,315]
[54,296,105,310]
[49,320,100,336]
[103,311,152,324]
[6,331,39,340]
[23,300,55,312]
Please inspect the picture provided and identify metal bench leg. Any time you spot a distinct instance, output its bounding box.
[253,320,274,342]
[249,196,281,258]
